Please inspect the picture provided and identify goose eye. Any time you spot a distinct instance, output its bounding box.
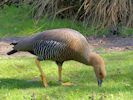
[99,72,102,76]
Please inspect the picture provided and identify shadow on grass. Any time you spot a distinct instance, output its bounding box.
[0,78,65,89]
[0,78,132,95]
[0,66,132,94]
[0,78,43,89]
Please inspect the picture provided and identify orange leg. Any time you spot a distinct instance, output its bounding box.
[58,66,62,82]
[57,65,73,86]
[35,59,48,87]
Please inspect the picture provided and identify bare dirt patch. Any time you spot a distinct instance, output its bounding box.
[87,36,133,52]
[0,36,133,57]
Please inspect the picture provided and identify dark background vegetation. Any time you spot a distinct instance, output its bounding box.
[0,0,133,36]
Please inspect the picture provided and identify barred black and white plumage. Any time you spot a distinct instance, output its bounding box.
[33,40,69,62]
[7,28,106,87]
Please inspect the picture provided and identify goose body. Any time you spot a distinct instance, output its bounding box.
[13,28,90,64]
[7,28,106,87]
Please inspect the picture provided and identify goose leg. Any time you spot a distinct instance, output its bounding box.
[58,65,62,83]
[57,62,73,86]
[35,58,48,87]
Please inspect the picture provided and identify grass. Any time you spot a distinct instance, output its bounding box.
[0,5,96,38]
[0,51,133,100]
[0,5,132,38]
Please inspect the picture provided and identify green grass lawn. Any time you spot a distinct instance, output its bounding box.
[0,51,133,100]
